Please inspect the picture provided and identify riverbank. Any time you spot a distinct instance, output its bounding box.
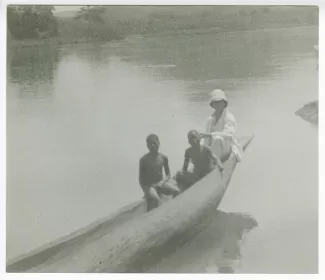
[7,36,124,50]
[7,5,318,50]
[7,37,80,50]
[7,22,318,51]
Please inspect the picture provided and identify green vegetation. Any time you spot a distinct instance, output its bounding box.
[102,5,318,36]
[7,6,122,49]
[7,6,58,39]
[7,5,318,49]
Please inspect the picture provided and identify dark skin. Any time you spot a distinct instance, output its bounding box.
[139,138,170,192]
[139,136,180,212]
[183,133,224,175]
[139,136,181,211]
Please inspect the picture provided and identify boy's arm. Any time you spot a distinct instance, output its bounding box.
[163,156,171,179]
[156,156,171,187]
[139,158,147,192]
[182,149,190,172]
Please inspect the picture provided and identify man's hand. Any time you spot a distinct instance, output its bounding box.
[232,149,242,162]
[200,133,211,138]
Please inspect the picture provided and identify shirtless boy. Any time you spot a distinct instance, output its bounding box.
[139,134,180,211]
[176,130,224,190]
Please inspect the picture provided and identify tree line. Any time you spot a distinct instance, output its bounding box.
[7,5,318,42]
[7,5,108,40]
[7,6,58,39]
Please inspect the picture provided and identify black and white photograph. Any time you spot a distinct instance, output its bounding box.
[2,1,320,275]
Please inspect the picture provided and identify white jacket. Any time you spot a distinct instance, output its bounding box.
[202,89,243,162]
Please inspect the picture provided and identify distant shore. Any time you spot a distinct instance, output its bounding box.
[7,37,72,50]
[8,5,318,51]
[7,36,124,50]
[7,22,317,51]
[8,5,318,50]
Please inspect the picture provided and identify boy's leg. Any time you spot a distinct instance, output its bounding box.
[175,170,199,191]
[157,180,180,197]
[145,186,161,212]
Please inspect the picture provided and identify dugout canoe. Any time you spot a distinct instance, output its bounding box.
[7,135,254,273]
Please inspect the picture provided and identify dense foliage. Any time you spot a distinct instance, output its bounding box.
[7,6,58,39]
[7,5,318,46]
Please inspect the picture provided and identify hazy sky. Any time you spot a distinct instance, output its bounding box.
[54,6,81,12]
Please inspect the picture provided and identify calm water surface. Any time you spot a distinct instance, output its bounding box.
[7,25,318,273]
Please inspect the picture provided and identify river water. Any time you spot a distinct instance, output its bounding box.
[6,25,318,273]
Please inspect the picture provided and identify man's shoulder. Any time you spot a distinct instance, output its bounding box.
[225,110,236,122]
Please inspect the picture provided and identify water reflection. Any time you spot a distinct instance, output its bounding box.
[148,210,258,273]
[111,26,316,105]
[9,46,60,84]
[71,42,112,67]
[8,46,60,100]
[209,211,258,273]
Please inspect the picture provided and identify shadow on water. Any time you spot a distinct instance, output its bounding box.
[210,211,258,273]
[148,209,258,273]
[7,46,60,100]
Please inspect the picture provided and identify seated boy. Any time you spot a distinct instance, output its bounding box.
[139,134,180,211]
[176,130,224,190]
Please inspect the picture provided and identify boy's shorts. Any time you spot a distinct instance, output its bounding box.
[154,180,180,195]
[175,170,201,191]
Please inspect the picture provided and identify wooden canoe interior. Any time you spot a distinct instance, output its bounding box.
[7,135,253,273]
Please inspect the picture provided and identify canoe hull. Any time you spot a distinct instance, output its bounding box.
[7,136,253,273]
